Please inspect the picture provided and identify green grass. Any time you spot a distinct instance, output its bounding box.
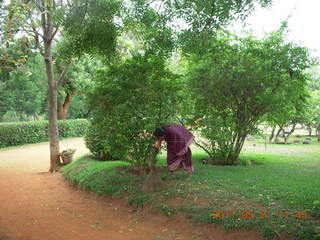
[62,143,320,240]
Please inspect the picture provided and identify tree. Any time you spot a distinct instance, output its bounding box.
[55,55,100,120]
[307,66,320,92]
[127,0,272,49]
[4,0,120,171]
[2,0,72,171]
[265,80,309,144]
[307,91,320,141]
[303,66,320,137]
[186,29,313,165]
[86,54,181,170]
[3,54,47,121]
[266,101,309,144]
[83,0,273,169]
[0,38,45,120]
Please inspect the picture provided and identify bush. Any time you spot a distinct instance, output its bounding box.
[187,31,312,165]
[85,122,117,161]
[0,119,88,148]
[58,119,88,138]
[86,54,181,165]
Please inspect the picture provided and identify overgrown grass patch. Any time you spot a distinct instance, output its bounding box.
[62,144,320,239]
[155,203,177,218]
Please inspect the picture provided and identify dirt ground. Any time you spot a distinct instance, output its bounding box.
[0,138,263,240]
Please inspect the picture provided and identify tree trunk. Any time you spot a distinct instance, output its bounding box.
[269,126,276,143]
[281,128,285,137]
[34,113,40,121]
[228,134,246,165]
[45,47,60,172]
[317,127,320,142]
[274,127,283,143]
[58,92,73,120]
[307,126,312,137]
[42,4,60,172]
[58,102,63,119]
[284,123,297,144]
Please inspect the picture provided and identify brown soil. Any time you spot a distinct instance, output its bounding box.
[0,138,264,240]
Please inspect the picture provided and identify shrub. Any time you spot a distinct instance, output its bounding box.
[187,31,313,165]
[86,54,181,165]
[0,119,88,148]
[58,119,88,138]
[85,122,117,161]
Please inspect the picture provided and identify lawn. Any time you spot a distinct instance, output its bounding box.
[62,139,320,240]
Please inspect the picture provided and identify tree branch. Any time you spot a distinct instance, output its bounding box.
[22,25,44,39]
[34,0,45,12]
[193,138,215,161]
[56,62,72,88]
[50,26,59,42]
[40,5,47,41]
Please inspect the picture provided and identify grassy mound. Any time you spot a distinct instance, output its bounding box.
[62,148,320,240]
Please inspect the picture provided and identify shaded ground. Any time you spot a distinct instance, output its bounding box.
[0,138,262,240]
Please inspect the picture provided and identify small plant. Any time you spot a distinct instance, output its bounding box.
[156,204,176,218]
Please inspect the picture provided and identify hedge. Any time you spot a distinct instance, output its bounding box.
[0,119,88,148]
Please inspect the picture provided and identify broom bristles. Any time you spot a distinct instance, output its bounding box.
[142,168,165,192]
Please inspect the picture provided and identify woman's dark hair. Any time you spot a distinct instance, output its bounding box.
[153,127,166,137]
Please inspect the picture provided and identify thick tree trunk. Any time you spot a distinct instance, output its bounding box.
[58,92,73,120]
[317,127,320,142]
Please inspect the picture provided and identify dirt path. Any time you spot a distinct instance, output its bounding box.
[0,138,262,240]
[0,138,89,173]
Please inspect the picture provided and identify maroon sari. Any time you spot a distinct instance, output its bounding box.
[163,124,195,173]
